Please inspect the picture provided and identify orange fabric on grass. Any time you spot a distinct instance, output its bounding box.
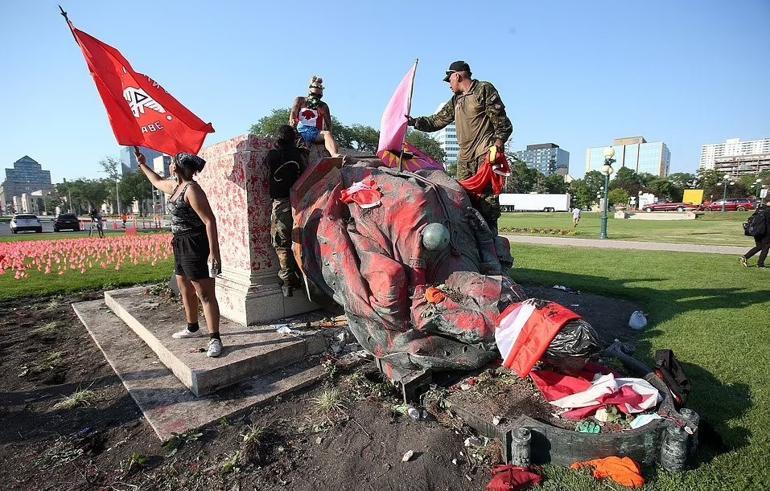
[570,456,644,488]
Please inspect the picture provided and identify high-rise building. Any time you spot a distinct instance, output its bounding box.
[434,103,458,166]
[120,146,162,174]
[512,143,570,176]
[699,138,770,176]
[0,156,53,211]
[585,136,670,177]
[152,155,172,177]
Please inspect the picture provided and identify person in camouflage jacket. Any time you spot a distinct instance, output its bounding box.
[408,61,512,231]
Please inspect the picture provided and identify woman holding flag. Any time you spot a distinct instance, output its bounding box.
[135,148,224,358]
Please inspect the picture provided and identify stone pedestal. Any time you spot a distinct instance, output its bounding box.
[197,134,323,325]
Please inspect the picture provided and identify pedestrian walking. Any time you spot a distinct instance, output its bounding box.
[572,207,582,228]
[740,197,770,268]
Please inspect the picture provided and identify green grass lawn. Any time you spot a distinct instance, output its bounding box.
[499,211,755,247]
[510,244,769,490]
[0,259,174,300]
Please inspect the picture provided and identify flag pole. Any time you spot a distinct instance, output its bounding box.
[58,5,78,42]
[398,58,418,172]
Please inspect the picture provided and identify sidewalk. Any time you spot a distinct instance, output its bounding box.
[501,234,747,256]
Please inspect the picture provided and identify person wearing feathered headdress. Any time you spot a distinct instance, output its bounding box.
[289,75,344,159]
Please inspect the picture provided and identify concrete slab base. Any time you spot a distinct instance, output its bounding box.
[73,300,326,441]
[104,287,326,396]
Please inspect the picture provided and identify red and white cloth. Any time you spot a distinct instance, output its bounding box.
[530,369,661,421]
[340,179,382,209]
[495,300,581,378]
[459,148,511,197]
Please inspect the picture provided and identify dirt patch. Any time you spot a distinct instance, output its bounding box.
[523,284,644,346]
[0,290,488,490]
[0,283,646,489]
[442,284,647,432]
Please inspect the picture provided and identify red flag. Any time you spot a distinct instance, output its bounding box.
[67,21,214,155]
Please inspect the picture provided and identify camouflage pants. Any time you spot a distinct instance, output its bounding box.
[457,153,501,233]
[271,198,299,285]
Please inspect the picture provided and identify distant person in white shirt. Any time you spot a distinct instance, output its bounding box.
[572,207,581,228]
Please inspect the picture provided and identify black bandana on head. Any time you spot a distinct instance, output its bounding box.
[174,153,206,173]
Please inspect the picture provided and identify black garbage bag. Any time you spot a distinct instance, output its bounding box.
[545,319,601,359]
[540,319,601,375]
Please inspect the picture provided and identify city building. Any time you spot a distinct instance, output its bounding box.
[0,156,53,213]
[120,146,162,174]
[152,155,172,177]
[699,137,770,176]
[585,136,670,177]
[434,103,458,166]
[512,143,570,176]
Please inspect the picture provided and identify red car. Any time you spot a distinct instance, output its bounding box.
[700,198,755,212]
[642,202,698,212]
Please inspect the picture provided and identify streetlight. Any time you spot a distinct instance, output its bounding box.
[721,174,734,212]
[599,147,615,239]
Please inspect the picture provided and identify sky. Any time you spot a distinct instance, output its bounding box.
[1,0,768,183]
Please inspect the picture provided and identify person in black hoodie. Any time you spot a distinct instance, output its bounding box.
[741,197,770,268]
[266,125,307,295]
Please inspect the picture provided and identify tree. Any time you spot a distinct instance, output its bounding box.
[100,156,123,213]
[505,158,539,193]
[406,130,445,163]
[445,161,457,178]
[608,188,630,207]
[65,179,110,213]
[100,156,121,181]
[668,172,696,189]
[697,169,727,202]
[343,124,379,153]
[610,167,643,196]
[637,172,658,189]
[647,178,677,201]
[570,180,595,209]
[249,108,291,137]
[120,171,153,215]
[583,170,605,198]
[544,173,568,194]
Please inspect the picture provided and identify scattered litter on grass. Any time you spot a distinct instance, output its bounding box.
[552,285,580,294]
[628,311,648,330]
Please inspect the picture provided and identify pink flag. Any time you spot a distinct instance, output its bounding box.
[377,62,417,154]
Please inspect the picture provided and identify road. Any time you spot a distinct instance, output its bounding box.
[0,218,169,237]
[502,234,748,255]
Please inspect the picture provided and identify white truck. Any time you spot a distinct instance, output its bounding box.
[499,193,571,212]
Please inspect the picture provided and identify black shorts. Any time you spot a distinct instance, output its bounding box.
[172,230,210,280]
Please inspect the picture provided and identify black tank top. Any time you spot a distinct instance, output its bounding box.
[168,182,204,235]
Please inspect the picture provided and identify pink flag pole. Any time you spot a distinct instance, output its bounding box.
[399,58,418,172]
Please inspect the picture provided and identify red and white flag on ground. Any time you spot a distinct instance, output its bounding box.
[66,18,214,155]
[377,61,417,155]
[495,301,581,377]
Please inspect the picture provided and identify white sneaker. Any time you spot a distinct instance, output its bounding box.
[207,338,223,358]
[172,328,204,339]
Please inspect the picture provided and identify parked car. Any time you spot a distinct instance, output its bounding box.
[53,213,81,232]
[10,214,42,233]
[642,202,698,212]
[700,198,755,212]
